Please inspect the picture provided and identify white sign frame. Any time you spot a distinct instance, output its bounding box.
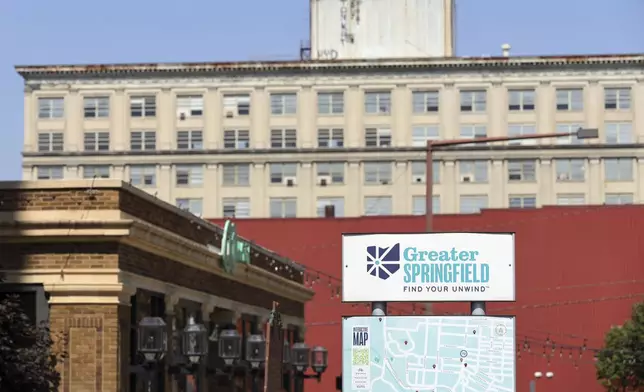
[342,232,515,302]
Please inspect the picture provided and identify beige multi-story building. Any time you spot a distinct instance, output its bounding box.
[17,54,644,218]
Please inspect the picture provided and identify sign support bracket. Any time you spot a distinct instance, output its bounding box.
[371,302,386,316]
[470,301,486,315]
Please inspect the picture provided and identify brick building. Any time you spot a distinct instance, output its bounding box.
[212,206,644,392]
[0,179,314,392]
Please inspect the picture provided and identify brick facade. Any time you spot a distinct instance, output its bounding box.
[0,180,312,392]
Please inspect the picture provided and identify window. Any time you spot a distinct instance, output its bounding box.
[84,131,110,151]
[411,161,440,184]
[317,92,344,114]
[508,90,535,111]
[176,95,203,118]
[270,129,297,148]
[508,160,536,182]
[222,198,250,218]
[412,91,439,113]
[556,123,583,145]
[556,88,583,111]
[364,196,393,216]
[36,166,64,180]
[459,195,488,214]
[130,165,156,187]
[83,165,110,179]
[223,129,250,149]
[130,130,156,151]
[317,128,344,148]
[222,164,250,186]
[177,130,203,150]
[507,124,537,145]
[316,162,344,184]
[412,195,440,215]
[364,162,392,185]
[176,198,203,216]
[365,127,392,147]
[605,193,633,205]
[604,88,631,110]
[175,164,203,187]
[557,194,585,205]
[130,96,156,117]
[459,125,487,140]
[605,158,633,182]
[269,163,297,184]
[270,198,297,218]
[459,160,488,183]
[509,195,537,209]
[411,126,439,147]
[37,132,64,152]
[83,96,109,118]
[38,97,64,119]
[316,197,345,217]
[270,93,297,115]
[460,90,486,112]
[223,94,250,117]
[555,159,585,182]
[364,91,391,114]
[605,122,633,144]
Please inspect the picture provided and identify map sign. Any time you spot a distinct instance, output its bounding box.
[343,316,516,392]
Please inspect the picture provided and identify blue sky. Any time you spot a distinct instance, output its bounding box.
[0,0,642,180]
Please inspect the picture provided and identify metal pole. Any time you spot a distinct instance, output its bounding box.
[371,302,387,316]
[529,380,536,392]
[470,302,486,315]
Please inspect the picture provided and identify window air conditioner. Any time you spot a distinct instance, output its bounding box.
[177,109,188,120]
[413,175,425,184]
[557,173,569,181]
[225,110,235,118]
[318,175,332,186]
[283,176,297,187]
[461,174,473,183]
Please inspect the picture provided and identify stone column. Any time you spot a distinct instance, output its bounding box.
[298,163,314,216]
[393,161,409,213]
[66,89,83,152]
[443,161,457,213]
[345,86,362,148]
[346,162,361,216]
[490,160,505,208]
[23,86,36,153]
[112,88,127,151]
[588,158,602,204]
[539,159,553,206]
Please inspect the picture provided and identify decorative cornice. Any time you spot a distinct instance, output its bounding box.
[15,54,644,79]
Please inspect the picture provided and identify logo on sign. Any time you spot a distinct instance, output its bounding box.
[366,244,400,280]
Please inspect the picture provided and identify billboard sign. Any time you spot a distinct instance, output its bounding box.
[342,315,516,392]
[342,232,515,302]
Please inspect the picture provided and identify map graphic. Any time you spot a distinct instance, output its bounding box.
[343,316,516,392]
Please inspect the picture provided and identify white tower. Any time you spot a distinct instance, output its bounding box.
[310,0,456,60]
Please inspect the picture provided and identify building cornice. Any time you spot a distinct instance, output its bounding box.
[0,208,314,304]
[14,53,644,80]
[20,144,644,166]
